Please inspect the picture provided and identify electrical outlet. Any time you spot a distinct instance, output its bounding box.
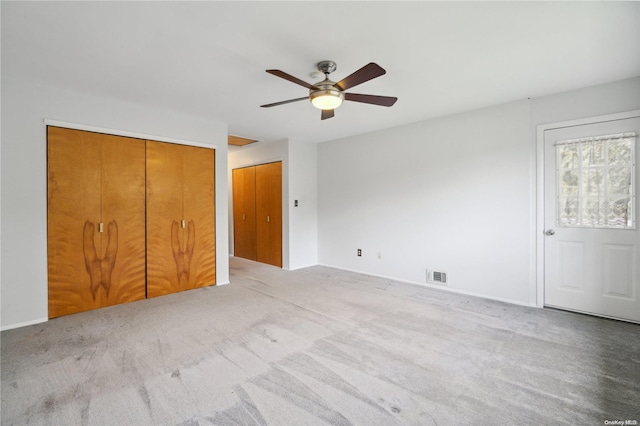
[357,249,362,257]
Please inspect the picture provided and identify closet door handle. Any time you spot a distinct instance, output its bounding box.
[267,215,270,223]
[181,219,186,229]
[242,214,246,221]
[99,222,104,233]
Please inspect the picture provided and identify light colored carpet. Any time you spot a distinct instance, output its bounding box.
[2,257,639,425]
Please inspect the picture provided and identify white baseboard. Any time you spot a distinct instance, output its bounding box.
[1,317,48,331]
[318,263,538,309]
[287,264,317,271]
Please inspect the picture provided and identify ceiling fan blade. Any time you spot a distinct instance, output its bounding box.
[321,109,335,120]
[266,69,318,90]
[335,63,386,91]
[260,97,308,108]
[345,93,398,107]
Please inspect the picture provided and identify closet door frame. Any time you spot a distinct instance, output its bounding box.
[44,120,220,150]
[232,160,284,268]
[44,120,219,314]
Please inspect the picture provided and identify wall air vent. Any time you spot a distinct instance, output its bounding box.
[427,270,447,284]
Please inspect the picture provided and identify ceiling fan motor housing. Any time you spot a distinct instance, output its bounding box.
[309,79,344,109]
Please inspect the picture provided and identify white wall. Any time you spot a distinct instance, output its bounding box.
[287,140,318,269]
[319,100,533,305]
[531,78,640,126]
[1,76,229,330]
[227,139,318,271]
[318,77,640,306]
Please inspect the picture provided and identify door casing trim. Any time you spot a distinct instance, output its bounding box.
[535,110,640,308]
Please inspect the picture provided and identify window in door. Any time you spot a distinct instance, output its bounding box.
[556,132,636,229]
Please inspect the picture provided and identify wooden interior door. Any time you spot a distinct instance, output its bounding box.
[255,162,282,267]
[147,141,216,297]
[47,127,145,318]
[232,166,257,260]
[183,145,216,289]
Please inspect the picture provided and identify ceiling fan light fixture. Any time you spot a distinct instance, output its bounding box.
[310,89,344,110]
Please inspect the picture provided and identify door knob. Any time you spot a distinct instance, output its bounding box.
[545,229,555,236]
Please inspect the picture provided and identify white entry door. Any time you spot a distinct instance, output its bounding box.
[544,115,640,323]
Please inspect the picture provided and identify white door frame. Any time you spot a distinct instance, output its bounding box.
[535,109,640,308]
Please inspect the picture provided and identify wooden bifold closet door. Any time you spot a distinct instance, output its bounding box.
[232,162,282,267]
[146,141,216,297]
[255,162,282,267]
[48,128,217,318]
[232,166,257,260]
[47,127,146,318]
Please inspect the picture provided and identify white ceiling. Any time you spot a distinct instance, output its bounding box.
[2,1,639,145]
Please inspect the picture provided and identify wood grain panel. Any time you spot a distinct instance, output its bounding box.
[101,136,146,305]
[146,141,185,297]
[232,167,257,260]
[183,145,216,289]
[47,127,145,318]
[147,142,216,296]
[228,135,257,146]
[256,162,282,267]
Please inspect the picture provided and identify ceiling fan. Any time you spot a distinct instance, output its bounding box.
[260,61,398,120]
